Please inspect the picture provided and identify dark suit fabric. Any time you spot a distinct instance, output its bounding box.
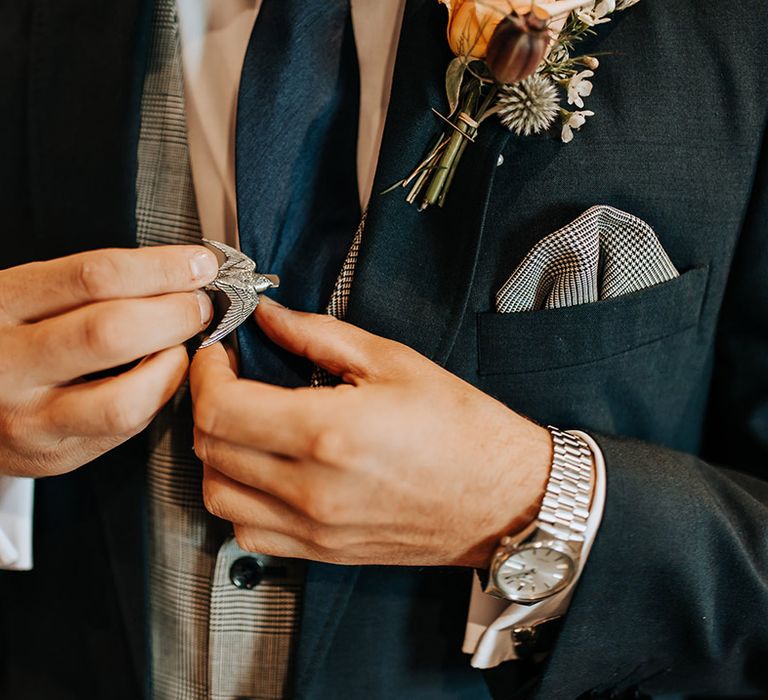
[1,0,767,699]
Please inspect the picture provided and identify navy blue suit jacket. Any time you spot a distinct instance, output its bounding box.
[1,1,767,698]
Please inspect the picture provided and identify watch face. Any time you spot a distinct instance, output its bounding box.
[495,542,576,603]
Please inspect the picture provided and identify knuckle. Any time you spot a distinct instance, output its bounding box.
[193,391,220,436]
[317,314,342,332]
[285,476,312,513]
[312,524,346,551]
[0,408,25,445]
[394,342,421,365]
[233,525,260,553]
[81,312,120,358]
[202,479,228,519]
[193,432,213,464]
[308,427,346,464]
[152,251,180,289]
[180,292,204,330]
[302,487,340,525]
[383,342,421,377]
[102,396,146,435]
[75,253,120,300]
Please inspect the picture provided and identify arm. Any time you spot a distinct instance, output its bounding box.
[538,438,768,698]
[532,126,768,699]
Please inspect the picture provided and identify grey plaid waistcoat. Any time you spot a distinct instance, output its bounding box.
[135,2,309,698]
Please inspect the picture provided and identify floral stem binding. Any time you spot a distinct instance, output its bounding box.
[391,0,641,211]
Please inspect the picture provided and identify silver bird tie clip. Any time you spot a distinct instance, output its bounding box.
[199,239,280,349]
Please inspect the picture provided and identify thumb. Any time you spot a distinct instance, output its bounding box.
[189,341,238,405]
[255,297,397,383]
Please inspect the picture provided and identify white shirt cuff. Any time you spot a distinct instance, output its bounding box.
[0,476,34,570]
[462,431,607,668]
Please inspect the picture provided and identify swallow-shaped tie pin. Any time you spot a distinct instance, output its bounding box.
[199,239,280,349]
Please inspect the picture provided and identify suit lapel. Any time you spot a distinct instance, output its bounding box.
[295,0,511,691]
[28,0,153,691]
[345,7,511,364]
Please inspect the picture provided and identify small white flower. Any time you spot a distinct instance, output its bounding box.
[498,74,561,137]
[595,0,617,15]
[582,56,600,70]
[561,110,595,143]
[566,70,594,108]
[577,0,616,25]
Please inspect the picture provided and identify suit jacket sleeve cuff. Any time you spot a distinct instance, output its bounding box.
[0,476,34,570]
[462,431,606,668]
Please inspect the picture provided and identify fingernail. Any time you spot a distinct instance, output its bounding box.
[190,250,219,283]
[196,290,213,324]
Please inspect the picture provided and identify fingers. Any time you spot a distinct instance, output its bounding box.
[8,433,134,478]
[189,340,238,389]
[232,525,315,560]
[203,465,312,540]
[44,345,189,438]
[0,245,218,324]
[255,298,406,383]
[194,429,305,505]
[16,290,212,386]
[190,343,331,457]
[203,466,359,563]
[195,433,359,530]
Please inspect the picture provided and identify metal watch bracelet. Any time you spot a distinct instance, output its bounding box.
[480,427,596,657]
[538,426,595,545]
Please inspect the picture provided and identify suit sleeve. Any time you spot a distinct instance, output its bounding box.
[464,434,607,668]
[527,125,768,699]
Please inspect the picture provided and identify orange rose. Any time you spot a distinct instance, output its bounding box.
[440,0,525,59]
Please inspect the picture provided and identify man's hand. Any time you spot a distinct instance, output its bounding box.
[0,245,217,478]
[190,299,551,569]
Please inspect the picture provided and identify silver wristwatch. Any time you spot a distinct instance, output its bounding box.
[484,426,595,604]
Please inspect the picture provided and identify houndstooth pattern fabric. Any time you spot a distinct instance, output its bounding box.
[495,205,679,313]
[311,212,366,387]
[136,1,301,698]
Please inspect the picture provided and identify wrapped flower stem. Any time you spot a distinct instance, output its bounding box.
[403,85,501,210]
[421,91,478,209]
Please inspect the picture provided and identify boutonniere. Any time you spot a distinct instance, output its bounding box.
[392,0,641,210]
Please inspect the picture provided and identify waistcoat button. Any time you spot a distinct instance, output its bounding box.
[229,556,264,589]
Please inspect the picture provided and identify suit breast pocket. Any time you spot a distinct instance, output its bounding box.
[475,266,710,447]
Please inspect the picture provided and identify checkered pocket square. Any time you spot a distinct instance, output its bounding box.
[496,205,680,313]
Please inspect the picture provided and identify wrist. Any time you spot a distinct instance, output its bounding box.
[482,427,596,603]
[462,418,552,569]
[502,419,553,535]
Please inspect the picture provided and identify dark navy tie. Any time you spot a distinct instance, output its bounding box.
[235,0,361,385]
